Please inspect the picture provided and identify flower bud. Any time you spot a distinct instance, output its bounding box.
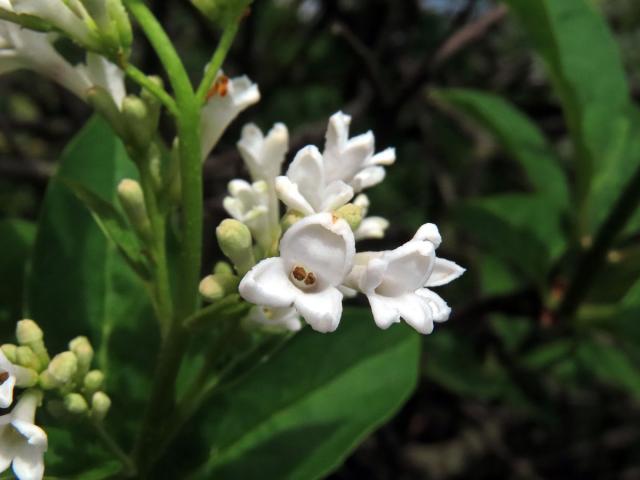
[199,273,239,301]
[39,370,60,390]
[16,346,41,371]
[64,393,89,415]
[334,203,363,231]
[141,76,162,132]
[48,352,78,385]
[122,95,153,150]
[106,0,133,52]
[16,319,43,345]
[1,344,17,363]
[216,219,255,275]
[83,370,105,392]
[69,336,94,375]
[15,369,38,388]
[281,210,304,232]
[91,391,112,420]
[117,179,153,243]
[214,261,234,276]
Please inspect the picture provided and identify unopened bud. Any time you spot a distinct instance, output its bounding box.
[16,346,41,371]
[122,95,153,149]
[1,344,17,363]
[117,179,153,243]
[199,273,239,301]
[15,369,38,388]
[69,336,94,374]
[84,370,105,392]
[16,319,43,345]
[281,210,304,232]
[216,219,255,275]
[334,203,363,231]
[91,391,112,420]
[106,0,133,52]
[39,370,60,390]
[64,393,89,415]
[141,76,162,131]
[48,352,78,385]
[214,261,234,276]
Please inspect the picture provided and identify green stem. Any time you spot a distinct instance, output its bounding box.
[558,161,640,318]
[195,19,240,104]
[92,420,137,477]
[124,64,178,116]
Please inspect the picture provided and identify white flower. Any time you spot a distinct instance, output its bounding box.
[8,0,95,47]
[201,73,260,160]
[0,390,47,480]
[223,179,274,252]
[237,123,289,184]
[345,223,464,334]
[247,306,302,332]
[0,349,33,409]
[322,111,395,192]
[239,212,355,332]
[275,146,354,215]
[353,194,389,241]
[0,22,124,105]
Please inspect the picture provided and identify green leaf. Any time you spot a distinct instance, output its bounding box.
[437,88,569,207]
[59,177,151,279]
[188,308,420,480]
[26,117,157,475]
[577,339,640,396]
[0,218,35,336]
[503,0,637,233]
[457,193,567,284]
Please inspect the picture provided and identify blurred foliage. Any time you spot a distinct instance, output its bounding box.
[3,0,640,478]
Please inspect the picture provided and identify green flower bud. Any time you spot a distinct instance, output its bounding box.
[16,319,43,345]
[216,219,255,275]
[16,346,41,371]
[48,352,78,385]
[106,0,133,52]
[1,344,17,363]
[39,370,60,390]
[69,336,94,375]
[84,370,105,392]
[334,203,363,231]
[64,393,89,415]
[91,391,112,420]
[122,95,153,150]
[199,273,240,301]
[281,210,304,233]
[214,261,234,276]
[117,179,153,243]
[141,76,163,132]
[15,369,38,388]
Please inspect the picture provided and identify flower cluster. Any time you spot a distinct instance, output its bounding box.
[206,110,465,334]
[0,320,110,480]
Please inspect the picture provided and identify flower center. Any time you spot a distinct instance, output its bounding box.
[206,75,230,100]
[0,371,9,385]
[290,265,317,289]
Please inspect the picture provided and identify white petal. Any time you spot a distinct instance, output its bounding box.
[368,293,433,334]
[324,131,374,184]
[324,111,351,157]
[367,293,400,329]
[338,285,358,298]
[0,377,15,409]
[84,53,125,108]
[279,212,355,287]
[10,392,39,425]
[286,146,324,211]
[239,258,299,308]
[11,441,45,480]
[294,287,343,332]
[12,0,93,45]
[426,258,465,287]
[354,216,389,240]
[256,122,289,181]
[351,166,385,192]
[11,421,46,450]
[275,176,315,215]
[413,223,441,248]
[416,288,451,323]
[353,193,370,215]
[377,241,435,296]
[320,181,353,212]
[369,147,396,166]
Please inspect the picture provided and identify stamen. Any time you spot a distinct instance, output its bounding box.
[292,266,307,281]
[304,272,316,286]
[206,75,230,100]
[0,371,9,385]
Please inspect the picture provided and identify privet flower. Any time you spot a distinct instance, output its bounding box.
[237,123,289,185]
[201,72,260,159]
[345,224,464,334]
[0,349,34,409]
[239,212,355,333]
[0,390,47,480]
[247,306,302,332]
[223,179,274,252]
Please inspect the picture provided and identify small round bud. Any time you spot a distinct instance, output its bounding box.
[117,179,152,243]
[214,261,234,276]
[48,352,78,385]
[39,370,60,390]
[199,273,239,301]
[334,203,363,231]
[64,393,89,415]
[16,346,41,371]
[216,219,255,275]
[281,210,304,232]
[1,344,17,363]
[84,370,105,392]
[69,336,94,373]
[91,391,112,420]
[16,319,43,345]
[15,368,38,388]
[122,95,153,148]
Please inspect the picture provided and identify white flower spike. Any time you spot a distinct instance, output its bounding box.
[239,212,355,333]
[247,306,302,332]
[0,390,47,480]
[201,73,260,160]
[346,223,464,334]
[0,349,34,409]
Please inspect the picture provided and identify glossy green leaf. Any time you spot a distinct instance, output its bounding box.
[26,117,157,476]
[438,88,569,207]
[189,308,420,480]
[503,0,638,233]
[0,218,35,336]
